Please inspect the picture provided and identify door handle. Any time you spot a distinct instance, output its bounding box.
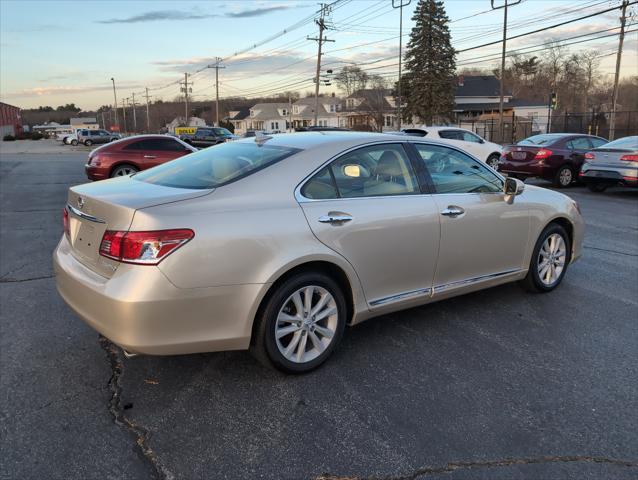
[143,155,157,159]
[318,213,353,225]
[441,206,465,217]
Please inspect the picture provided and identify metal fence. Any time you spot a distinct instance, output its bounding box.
[457,110,637,144]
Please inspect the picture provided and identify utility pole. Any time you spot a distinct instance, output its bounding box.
[207,58,225,126]
[101,111,106,130]
[121,98,127,134]
[110,78,119,131]
[180,73,192,126]
[491,0,521,142]
[130,92,138,132]
[144,87,151,133]
[392,0,411,131]
[609,0,628,141]
[289,96,293,132]
[308,3,335,126]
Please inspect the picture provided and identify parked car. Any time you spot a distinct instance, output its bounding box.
[579,136,638,192]
[55,132,583,373]
[181,127,236,147]
[78,129,121,146]
[244,130,265,138]
[62,128,84,146]
[400,126,503,168]
[295,126,350,132]
[498,133,608,187]
[84,134,196,180]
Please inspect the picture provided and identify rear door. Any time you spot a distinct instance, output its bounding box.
[298,142,440,308]
[565,136,593,171]
[140,138,192,166]
[437,129,483,158]
[412,142,529,291]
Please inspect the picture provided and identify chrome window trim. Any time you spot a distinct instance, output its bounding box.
[66,204,106,224]
[370,287,432,306]
[433,268,524,294]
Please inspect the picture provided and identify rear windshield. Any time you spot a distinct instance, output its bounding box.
[518,134,560,146]
[134,141,300,189]
[597,136,637,150]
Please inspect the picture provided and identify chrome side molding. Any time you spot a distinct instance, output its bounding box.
[433,268,524,294]
[370,287,432,306]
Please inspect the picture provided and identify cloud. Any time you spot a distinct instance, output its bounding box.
[96,5,294,24]
[225,5,291,18]
[8,83,141,98]
[97,10,217,24]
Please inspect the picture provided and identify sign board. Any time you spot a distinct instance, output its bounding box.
[174,126,197,136]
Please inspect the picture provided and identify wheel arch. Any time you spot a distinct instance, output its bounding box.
[250,259,359,346]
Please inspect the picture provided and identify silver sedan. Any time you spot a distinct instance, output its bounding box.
[54,132,584,372]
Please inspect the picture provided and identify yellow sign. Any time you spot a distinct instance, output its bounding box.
[174,127,197,135]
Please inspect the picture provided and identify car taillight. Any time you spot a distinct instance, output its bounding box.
[62,207,70,237]
[99,229,194,265]
[620,154,638,163]
[534,149,552,160]
[585,152,595,160]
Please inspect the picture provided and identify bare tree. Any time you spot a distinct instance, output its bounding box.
[335,66,369,96]
[580,50,600,110]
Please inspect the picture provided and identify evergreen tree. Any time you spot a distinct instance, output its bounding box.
[400,0,456,124]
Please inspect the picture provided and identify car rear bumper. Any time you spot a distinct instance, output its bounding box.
[498,160,553,179]
[85,164,108,181]
[579,165,638,187]
[53,235,263,355]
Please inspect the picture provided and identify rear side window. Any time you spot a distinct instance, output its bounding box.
[566,137,592,150]
[301,144,419,199]
[438,130,462,140]
[134,141,300,189]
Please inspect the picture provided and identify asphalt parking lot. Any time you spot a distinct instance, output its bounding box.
[1,146,637,480]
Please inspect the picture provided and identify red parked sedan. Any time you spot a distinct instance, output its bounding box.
[498,133,608,187]
[84,135,197,181]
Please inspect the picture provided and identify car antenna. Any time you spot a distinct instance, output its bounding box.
[254,131,273,146]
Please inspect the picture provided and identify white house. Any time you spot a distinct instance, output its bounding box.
[292,96,341,129]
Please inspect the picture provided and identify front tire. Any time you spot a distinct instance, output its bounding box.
[553,165,573,188]
[520,223,571,293]
[70,139,78,146]
[84,139,93,146]
[251,272,347,373]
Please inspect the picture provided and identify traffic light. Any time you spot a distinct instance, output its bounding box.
[550,92,558,110]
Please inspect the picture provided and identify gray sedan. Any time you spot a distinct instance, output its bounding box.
[580,136,638,191]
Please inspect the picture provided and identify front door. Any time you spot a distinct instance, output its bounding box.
[412,142,529,290]
[298,143,440,307]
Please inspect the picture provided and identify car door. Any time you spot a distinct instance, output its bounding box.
[298,142,440,308]
[412,142,529,292]
[565,136,594,172]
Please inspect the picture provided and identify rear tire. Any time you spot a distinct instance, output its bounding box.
[84,139,93,146]
[587,183,608,192]
[251,272,347,373]
[520,223,571,293]
[553,165,573,188]
[110,164,138,178]
[486,154,500,170]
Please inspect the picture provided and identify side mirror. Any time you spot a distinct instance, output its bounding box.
[504,177,524,196]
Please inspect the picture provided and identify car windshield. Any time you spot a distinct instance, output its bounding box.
[597,136,638,150]
[518,134,560,146]
[134,141,300,189]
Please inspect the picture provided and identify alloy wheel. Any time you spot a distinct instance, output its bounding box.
[559,168,572,186]
[537,233,566,286]
[275,285,338,364]
[112,166,136,177]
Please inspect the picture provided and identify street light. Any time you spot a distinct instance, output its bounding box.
[110,78,119,132]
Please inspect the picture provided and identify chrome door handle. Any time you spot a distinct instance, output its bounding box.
[318,213,353,225]
[441,206,465,217]
[143,155,156,159]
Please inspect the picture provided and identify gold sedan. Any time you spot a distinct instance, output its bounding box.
[54,132,584,373]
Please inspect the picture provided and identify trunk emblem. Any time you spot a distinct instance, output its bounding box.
[77,196,85,209]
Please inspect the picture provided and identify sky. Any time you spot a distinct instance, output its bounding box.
[1,0,636,110]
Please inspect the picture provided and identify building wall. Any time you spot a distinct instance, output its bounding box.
[0,102,22,137]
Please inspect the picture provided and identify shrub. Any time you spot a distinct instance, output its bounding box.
[2,134,16,141]
[30,132,44,140]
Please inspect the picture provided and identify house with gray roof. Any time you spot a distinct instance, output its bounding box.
[292,95,341,129]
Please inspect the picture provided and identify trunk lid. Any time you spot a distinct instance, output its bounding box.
[586,148,637,167]
[503,145,543,163]
[66,176,212,278]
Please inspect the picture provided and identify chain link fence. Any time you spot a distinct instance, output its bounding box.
[457,110,637,144]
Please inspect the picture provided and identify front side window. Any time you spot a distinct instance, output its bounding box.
[301,143,419,199]
[135,141,299,189]
[213,128,232,136]
[414,144,503,194]
[590,138,610,148]
[566,137,592,150]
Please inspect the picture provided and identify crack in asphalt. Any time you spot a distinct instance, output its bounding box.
[583,245,638,257]
[316,455,638,480]
[0,274,55,283]
[99,336,174,480]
